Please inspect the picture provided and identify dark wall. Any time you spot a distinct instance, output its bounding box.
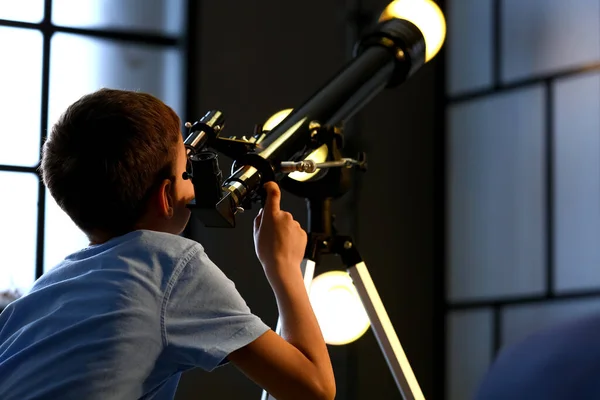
[176,1,442,399]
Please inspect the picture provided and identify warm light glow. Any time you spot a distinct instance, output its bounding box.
[309,271,370,345]
[262,109,328,182]
[262,108,293,131]
[289,144,328,182]
[379,0,446,62]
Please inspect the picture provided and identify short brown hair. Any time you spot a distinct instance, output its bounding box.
[41,88,181,238]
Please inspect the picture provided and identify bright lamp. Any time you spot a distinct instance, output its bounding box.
[379,0,446,62]
[309,271,370,345]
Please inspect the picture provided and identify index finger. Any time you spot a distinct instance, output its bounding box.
[262,181,281,215]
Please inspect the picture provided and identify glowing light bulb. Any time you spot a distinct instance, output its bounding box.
[289,144,327,182]
[309,271,370,345]
[379,0,446,62]
[262,109,328,182]
[262,108,294,131]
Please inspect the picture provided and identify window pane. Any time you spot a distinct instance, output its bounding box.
[446,0,493,96]
[48,33,183,132]
[0,172,38,296]
[43,188,90,272]
[501,0,600,83]
[447,86,546,301]
[0,27,42,167]
[52,0,185,36]
[554,72,600,292]
[0,1,44,23]
[447,309,493,400]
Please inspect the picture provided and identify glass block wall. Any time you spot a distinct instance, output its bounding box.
[444,0,600,399]
[0,1,186,306]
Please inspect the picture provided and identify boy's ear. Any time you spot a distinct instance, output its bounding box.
[157,178,175,218]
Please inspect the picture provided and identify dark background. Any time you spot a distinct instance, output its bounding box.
[176,0,444,399]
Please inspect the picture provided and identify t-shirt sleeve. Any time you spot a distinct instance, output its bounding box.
[163,246,271,371]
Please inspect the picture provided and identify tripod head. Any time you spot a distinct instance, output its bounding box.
[183,113,367,227]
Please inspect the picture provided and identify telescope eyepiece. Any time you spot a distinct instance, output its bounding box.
[184,110,226,155]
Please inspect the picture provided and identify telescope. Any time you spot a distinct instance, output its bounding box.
[182,0,445,229]
[183,1,445,399]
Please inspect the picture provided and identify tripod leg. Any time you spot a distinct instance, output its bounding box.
[261,258,317,400]
[348,261,425,400]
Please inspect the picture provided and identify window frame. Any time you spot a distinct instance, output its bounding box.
[0,0,191,290]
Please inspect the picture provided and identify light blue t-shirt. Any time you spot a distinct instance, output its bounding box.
[0,230,270,400]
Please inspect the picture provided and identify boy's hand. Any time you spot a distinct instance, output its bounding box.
[253,182,307,279]
[232,181,335,400]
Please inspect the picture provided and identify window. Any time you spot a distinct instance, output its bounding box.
[0,1,44,23]
[0,172,38,295]
[0,2,186,297]
[0,27,43,167]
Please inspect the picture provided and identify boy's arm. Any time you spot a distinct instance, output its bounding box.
[228,265,335,400]
[228,182,335,400]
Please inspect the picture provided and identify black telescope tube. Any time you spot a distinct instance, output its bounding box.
[256,45,395,163]
[221,18,426,215]
[220,46,397,205]
[255,18,426,163]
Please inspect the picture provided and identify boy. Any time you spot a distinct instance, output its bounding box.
[0,89,335,400]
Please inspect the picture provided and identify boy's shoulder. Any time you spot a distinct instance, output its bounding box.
[40,230,207,290]
[30,230,211,308]
[127,229,203,256]
[68,229,203,263]
[132,230,207,272]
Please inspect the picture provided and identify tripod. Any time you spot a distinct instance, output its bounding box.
[261,194,425,400]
